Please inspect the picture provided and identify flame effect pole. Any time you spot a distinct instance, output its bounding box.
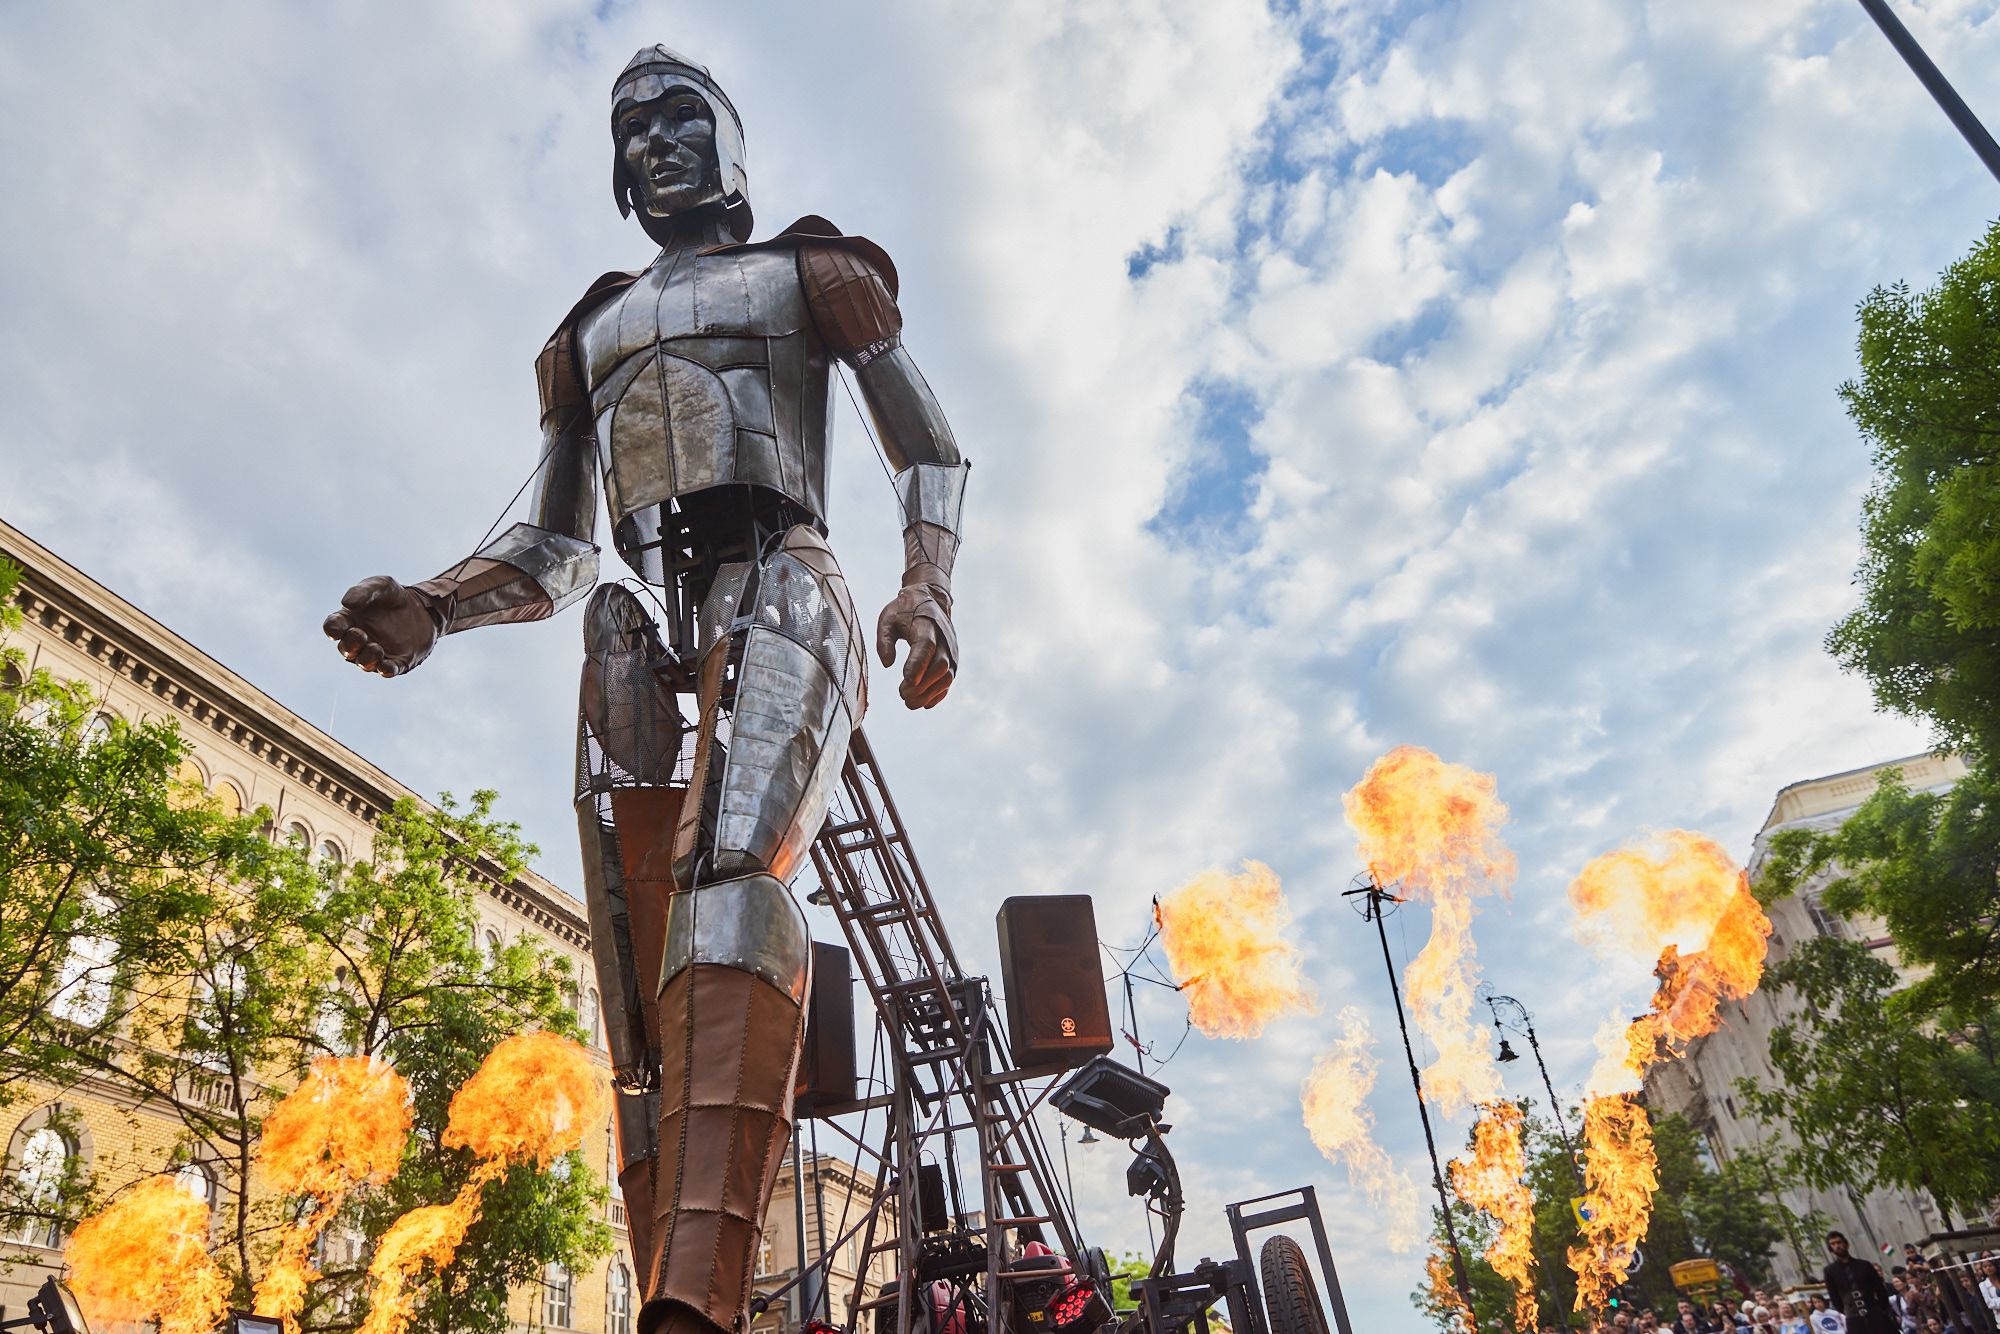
[1354,879,1477,1320]
[1856,0,2000,184]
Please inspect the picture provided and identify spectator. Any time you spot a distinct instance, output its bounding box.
[1748,1305,1776,1334]
[1639,1311,1661,1333]
[1891,1275,1919,1334]
[1675,1299,1719,1334]
[1810,1294,1849,1334]
[1826,1231,1897,1334]
[1978,1259,2000,1323]
[1776,1300,1809,1334]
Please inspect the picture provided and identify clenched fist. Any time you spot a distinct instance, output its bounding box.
[875,586,957,710]
[322,576,442,678]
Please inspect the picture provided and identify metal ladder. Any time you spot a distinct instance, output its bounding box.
[805,728,1085,1334]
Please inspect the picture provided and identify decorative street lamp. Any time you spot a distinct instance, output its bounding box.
[1478,985,1584,1196]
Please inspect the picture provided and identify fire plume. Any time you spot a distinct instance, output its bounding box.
[255,1056,414,1331]
[1570,831,1772,1093]
[1565,831,1771,1310]
[65,1174,232,1334]
[1449,1101,1538,1331]
[361,1032,605,1334]
[1343,746,1516,1114]
[1300,1007,1422,1252]
[1155,861,1316,1039]
[1567,1095,1658,1312]
[1426,1252,1475,1334]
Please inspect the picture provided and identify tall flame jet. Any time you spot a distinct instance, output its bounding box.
[1448,1101,1539,1331]
[1342,745,1516,1115]
[1565,831,1771,1311]
[1156,861,1316,1039]
[361,1032,606,1334]
[255,1056,415,1332]
[1300,1006,1423,1252]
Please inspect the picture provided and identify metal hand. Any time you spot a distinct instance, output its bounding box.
[875,587,956,710]
[322,576,441,678]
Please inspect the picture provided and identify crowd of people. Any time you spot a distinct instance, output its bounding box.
[1549,1232,2000,1334]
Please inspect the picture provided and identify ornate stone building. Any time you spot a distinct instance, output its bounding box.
[0,516,640,1331]
[1642,751,1966,1287]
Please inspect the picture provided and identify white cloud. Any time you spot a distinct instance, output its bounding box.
[3,0,1994,1326]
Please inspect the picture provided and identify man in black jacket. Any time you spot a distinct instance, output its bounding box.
[1826,1231,1898,1334]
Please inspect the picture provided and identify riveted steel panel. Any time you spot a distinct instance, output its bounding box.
[659,871,810,1001]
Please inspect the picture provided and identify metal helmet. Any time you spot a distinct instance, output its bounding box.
[610,45,752,241]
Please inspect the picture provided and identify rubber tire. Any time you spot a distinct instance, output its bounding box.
[1260,1235,1332,1334]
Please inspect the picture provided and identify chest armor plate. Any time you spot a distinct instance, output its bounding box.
[578,247,833,527]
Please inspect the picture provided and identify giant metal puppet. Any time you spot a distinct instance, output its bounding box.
[324,47,966,1334]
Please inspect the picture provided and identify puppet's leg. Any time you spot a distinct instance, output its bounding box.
[574,585,686,1292]
[641,526,867,1334]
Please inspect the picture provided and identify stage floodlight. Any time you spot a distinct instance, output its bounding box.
[1052,1055,1168,1140]
[23,1278,91,1334]
[229,1315,285,1334]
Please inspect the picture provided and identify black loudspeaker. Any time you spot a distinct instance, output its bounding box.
[797,941,856,1116]
[917,1161,949,1234]
[995,895,1114,1070]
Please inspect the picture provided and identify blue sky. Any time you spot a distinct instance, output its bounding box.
[3,1,1998,1328]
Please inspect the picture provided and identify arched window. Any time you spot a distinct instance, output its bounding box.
[315,840,344,877]
[283,821,311,850]
[82,713,113,748]
[606,1126,622,1202]
[5,1126,73,1248]
[212,781,244,820]
[483,928,502,959]
[175,1160,219,1212]
[608,1261,634,1334]
[542,1262,573,1328]
[50,895,116,1029]
[581,988,601,1048]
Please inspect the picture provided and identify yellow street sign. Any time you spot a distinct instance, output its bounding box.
[1671,1259,1723,1290]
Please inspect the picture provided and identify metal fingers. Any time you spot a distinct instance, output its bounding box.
[660,872,810,1004]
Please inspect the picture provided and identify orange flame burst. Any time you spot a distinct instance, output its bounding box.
[1155,861,1316,1039]
[1568,1094,1658,1312]
[1565,831,1771,1310]
[1343,746,1516,1114]
[360,1032,605,1334]
[1426,1251,1476,1334]
[65,1175,232,1334]
[1449,1101,1538,1331]
[254,1056,414,1330]
[1300,1007,1422,1252]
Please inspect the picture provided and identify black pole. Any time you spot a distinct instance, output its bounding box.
[1857,0,2000,184]
[1358,882,1477,1321]
[1524,1024,1585,1197]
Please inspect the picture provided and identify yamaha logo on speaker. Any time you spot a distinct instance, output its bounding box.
[1061,1017,1077,1036]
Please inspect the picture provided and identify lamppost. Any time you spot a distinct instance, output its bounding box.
[1478,985,1584,1196]
[1856,0,2000,184]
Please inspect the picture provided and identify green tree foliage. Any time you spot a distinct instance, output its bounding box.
[1736,937,2000,1230]
[0,558,277,1242]
[1829,219,2000,759]
[1413,1107,1787,1332]
[2,559,607,1328]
